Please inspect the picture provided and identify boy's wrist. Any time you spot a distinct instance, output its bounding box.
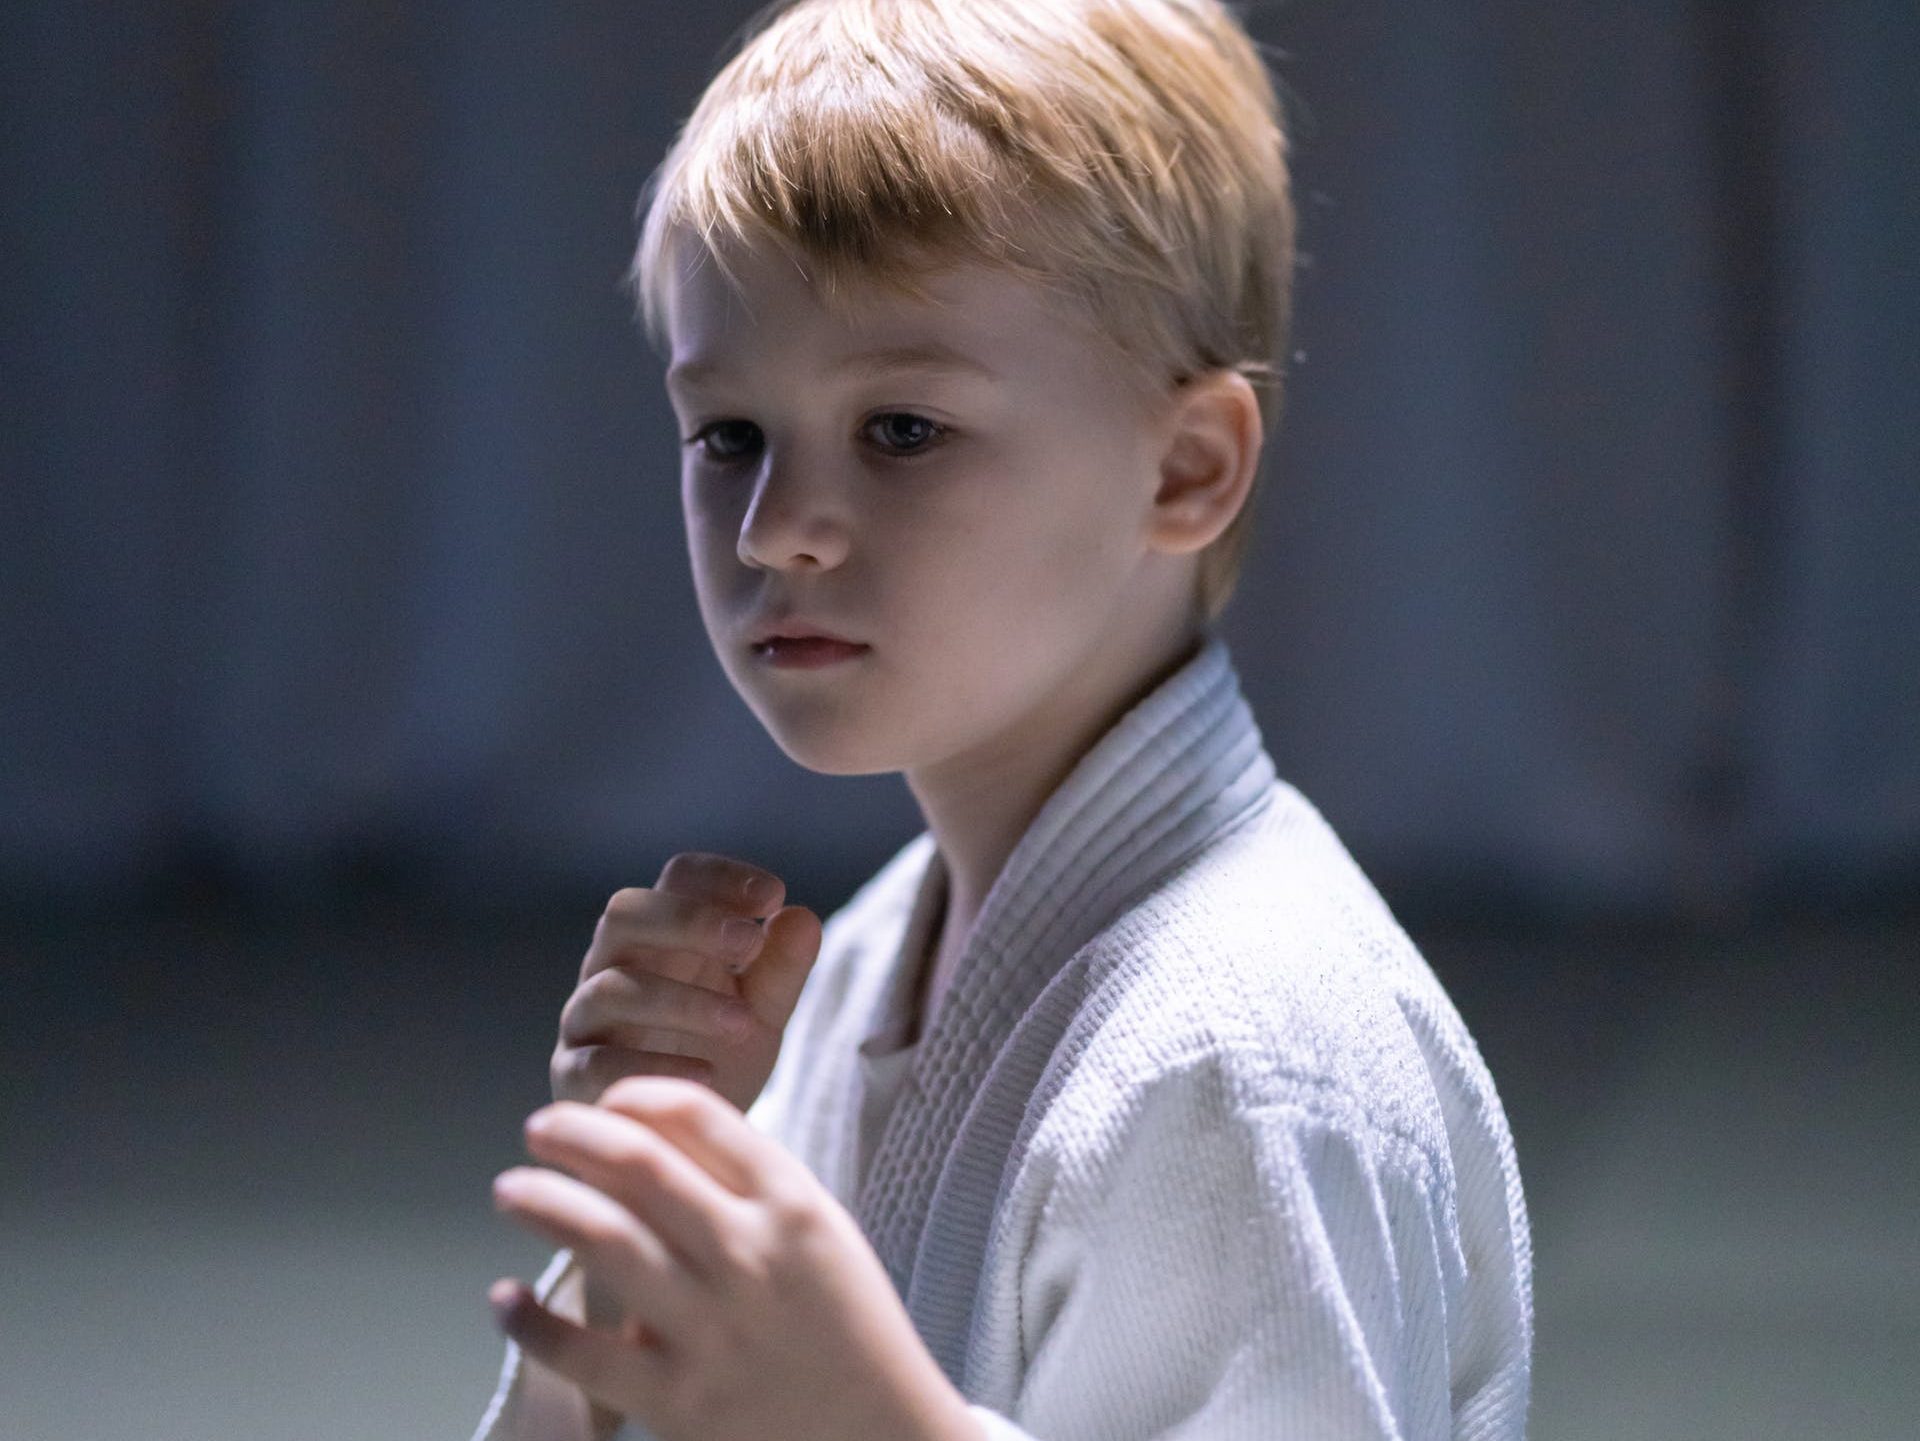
[925,1392,990,1441]
[913,1371,990,1441]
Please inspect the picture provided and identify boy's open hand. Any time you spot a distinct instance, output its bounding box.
[490,1077,982,1441]
[551,852,824,1116]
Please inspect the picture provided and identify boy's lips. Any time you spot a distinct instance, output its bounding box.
[744,615,870,669]
[745,616,864,647]
[753,635,869,668]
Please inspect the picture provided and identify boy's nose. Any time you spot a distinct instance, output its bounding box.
[735,462,852,572]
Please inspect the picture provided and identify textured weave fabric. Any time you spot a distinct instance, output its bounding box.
[852,841,945,1187]
[473,633,1534,1440]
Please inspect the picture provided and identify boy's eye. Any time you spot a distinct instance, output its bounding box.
[681,413,950,465]
[864,408,944,452]
[684,420,761,463]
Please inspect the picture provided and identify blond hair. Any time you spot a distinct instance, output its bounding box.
[626,0,1295,622]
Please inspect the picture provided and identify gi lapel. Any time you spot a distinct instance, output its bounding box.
[852,631,1278,1384]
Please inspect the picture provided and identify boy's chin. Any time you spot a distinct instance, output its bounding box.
[758,719,905,777]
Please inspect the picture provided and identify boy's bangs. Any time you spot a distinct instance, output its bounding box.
[647,95,1052,325]
[626,0,1217,356]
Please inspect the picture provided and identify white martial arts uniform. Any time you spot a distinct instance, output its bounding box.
[473,633,1534,1440]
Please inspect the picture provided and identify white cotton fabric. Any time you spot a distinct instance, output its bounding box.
[472,633,1534,1440]
[851,839,943,1187]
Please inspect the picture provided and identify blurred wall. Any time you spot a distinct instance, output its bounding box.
[3,0,1915,922]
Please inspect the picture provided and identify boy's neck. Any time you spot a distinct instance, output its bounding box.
[902,614,1207,1020]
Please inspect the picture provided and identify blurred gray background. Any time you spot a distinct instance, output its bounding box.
[2,1,1915,1438]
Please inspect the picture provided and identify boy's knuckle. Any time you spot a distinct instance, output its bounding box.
[551,1045,593,1095]
[655,1078,719,1126]
[559,975,614,1037]
[604,886,650,918]
[662,851,735,894]
[658,851,709,885]
[763,1182,823,1242]
[629,1125,685,1176]
[715,1229,772,1292]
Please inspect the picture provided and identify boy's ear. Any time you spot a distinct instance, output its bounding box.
[1142,370,1263,557]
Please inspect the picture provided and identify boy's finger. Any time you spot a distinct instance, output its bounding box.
[488,1276,667,1416]
[525,1102,752,1265]
[492,1167,693,1333]
[737,904,825,1030]
[559,968,752,1051]
[654,851,786,918]
[552,1042,717,1106]
[599,1076,793,1201]
[583,889,765,985]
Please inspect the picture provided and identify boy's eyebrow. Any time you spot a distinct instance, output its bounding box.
[666,342,1000,392]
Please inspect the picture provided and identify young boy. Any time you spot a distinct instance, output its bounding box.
[475,1,1533,1437]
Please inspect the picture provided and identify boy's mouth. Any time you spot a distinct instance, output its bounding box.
[746,613,864,647]
[753,637,870,668]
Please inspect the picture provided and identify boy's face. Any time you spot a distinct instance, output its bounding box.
[662,238,1189,778]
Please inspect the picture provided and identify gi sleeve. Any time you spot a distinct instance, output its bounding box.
[966,1075,1465,1441]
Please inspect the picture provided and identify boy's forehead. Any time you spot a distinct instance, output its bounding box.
[664,239,1069,363]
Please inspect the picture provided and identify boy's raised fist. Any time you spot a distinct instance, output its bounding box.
[550,851,824,1115]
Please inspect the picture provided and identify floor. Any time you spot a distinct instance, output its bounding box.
[2,904,1914,1439]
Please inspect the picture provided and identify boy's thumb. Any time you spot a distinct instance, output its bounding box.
[740,904,825,1029]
